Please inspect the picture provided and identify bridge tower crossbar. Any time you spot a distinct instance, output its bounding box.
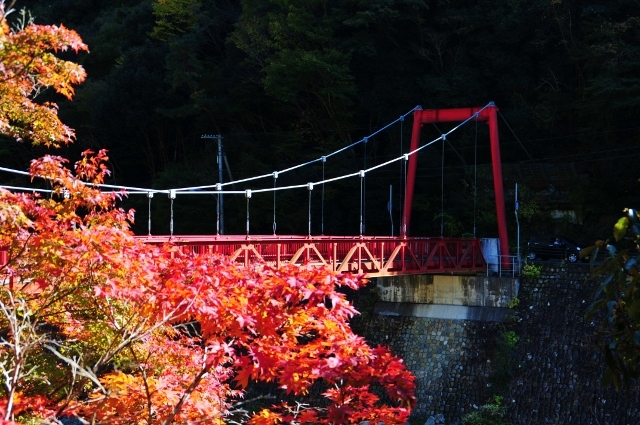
[403,103,510,268]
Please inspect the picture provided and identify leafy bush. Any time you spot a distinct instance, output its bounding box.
[520,262,541,278]
[462,396,512,425]
[585,208,640,389]
[501,331,519,348]
[490,329,520,393]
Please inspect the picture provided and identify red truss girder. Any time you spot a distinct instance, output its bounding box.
[138,235,487,278]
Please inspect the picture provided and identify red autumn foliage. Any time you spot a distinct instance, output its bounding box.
[0,2,415,422]
[0,152,415,424]
[0,1,88,147]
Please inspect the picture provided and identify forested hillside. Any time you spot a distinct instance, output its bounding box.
[1,0,638,241]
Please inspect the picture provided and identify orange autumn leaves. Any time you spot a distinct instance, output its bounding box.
[0,3,88,147]
[0,2,415,422]
[1,152,415,424]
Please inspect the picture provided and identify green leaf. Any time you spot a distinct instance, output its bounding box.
[585,298,608,319]
[613,369,622,391]
[613,217,629,241]
[625,258,638,272]
[607,300,618,323]
[594,274,614,300]
[628,299,640,319]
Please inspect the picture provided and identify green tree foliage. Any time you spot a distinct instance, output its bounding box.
[2,0,639,238]
[150,0,202,41]
[230,0,431,146]
[586,207,640,389]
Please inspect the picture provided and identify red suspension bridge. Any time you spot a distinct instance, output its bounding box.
[138,103,511,277]
[1,104,512,277]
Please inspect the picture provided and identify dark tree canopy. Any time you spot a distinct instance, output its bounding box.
[0,0,638,240]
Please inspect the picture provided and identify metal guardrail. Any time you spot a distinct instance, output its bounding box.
[487,254,522,278]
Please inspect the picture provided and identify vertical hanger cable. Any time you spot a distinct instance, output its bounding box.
[216,184,221,235]
[169,190,176,237]
[245,190,251,236]
[147,192,153,236]
[321,157,326,235]
[441,135,445,236]
[307,183,313,237]
[272,172,278,235]
[359,170,365,236]
[474,116,478,237]
[363,137,367,234]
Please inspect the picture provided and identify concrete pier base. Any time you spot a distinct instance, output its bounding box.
[373,274,518,309]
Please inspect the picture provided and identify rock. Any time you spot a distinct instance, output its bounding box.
[425,417,436,425]
[435,413,446,423]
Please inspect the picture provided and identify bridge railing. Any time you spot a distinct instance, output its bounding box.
[138,235,487,278]
[487,254,522,278]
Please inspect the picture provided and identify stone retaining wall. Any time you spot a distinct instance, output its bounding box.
[352,264,640,424]
[506,264,639,425]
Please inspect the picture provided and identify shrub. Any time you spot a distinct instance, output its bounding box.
[520,262,541,278]
[462,396,512,425]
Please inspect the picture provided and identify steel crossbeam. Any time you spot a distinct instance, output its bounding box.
[138,235,487,277]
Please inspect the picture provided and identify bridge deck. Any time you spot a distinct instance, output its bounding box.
[138,235,487,277]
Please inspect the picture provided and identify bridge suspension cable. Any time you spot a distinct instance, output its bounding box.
[0,165,166,195]
[0,103,493,236]
[1,104,488,198]
[170,105,422,192]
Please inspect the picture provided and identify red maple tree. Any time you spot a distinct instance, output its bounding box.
[0,0,88,147]
[1,152,416,424]
[0,2,416,423]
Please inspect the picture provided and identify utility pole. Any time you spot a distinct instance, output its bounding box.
[201,134,224,234]
[515,183,520,266]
